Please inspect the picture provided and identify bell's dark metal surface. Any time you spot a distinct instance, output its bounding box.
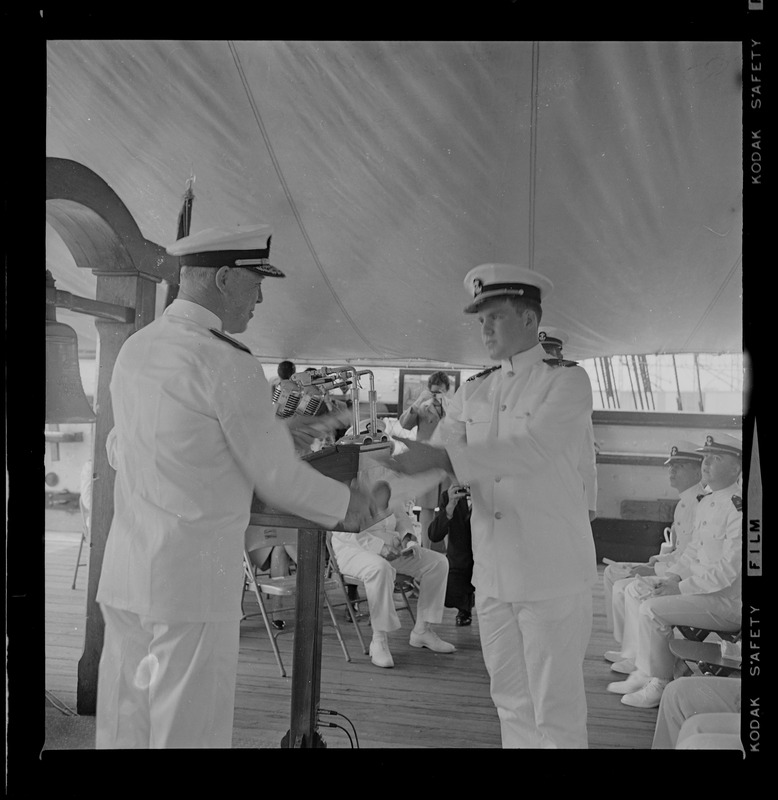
[46,319,96,423]
[46,269,96,423]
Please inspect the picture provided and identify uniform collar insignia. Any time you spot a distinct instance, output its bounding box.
[467,365,501,382]
[210,328,252,354]
[543,357,578,367]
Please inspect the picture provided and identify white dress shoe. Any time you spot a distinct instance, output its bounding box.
[606,671,649,695]
[610,658,637,674]
[604,650,624,663]
[621,678,668,708]
[369,638,394,668]
[409,629,456,653]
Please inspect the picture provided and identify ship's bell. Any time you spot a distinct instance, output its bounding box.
[46,317,96,423]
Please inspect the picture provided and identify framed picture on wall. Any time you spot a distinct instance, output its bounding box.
[397,369,461,416]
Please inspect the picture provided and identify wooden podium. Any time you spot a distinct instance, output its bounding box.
[250,441,391,748]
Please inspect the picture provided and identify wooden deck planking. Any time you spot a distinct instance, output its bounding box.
[44,532,657,749]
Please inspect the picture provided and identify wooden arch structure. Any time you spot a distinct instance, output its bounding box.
[45,157,177,713]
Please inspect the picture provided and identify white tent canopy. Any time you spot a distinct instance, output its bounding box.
[46,40,743,366]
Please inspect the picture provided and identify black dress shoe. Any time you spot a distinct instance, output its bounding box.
[455,611,472,626]
[271,619,286,630]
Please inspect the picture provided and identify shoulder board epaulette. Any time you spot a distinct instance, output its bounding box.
[731,495,742,512]
[210,328,252,354]
[467,365,501,382]
[543,357,578,367]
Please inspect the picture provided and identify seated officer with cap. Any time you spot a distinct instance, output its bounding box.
[603,440,705,668]
[95,223,373,749]
[607,432,743,709]
[538,326,598,523]
[385,263,598,748]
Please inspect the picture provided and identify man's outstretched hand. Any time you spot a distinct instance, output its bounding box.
[385,437,454,477]
[339,480,377,532]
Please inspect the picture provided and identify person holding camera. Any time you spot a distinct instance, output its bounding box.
[399,371,451,550]
[427,483,475,626]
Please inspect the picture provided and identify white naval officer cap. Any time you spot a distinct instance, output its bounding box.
[663,440,705,465]
[696,432,742,458]
[166,223,286,278]
[538,326,569,350]
[463,263,554,314]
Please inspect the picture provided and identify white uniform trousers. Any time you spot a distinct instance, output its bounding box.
[333,546,448,633]
[602,562,641,633]
[476,589,593,749]
[96,604,240,748]
[623,583,741,680]
[676,714,743,750]
[652,676,741,749]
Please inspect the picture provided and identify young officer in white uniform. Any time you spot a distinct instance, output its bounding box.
[607,432,742,709]
[95,224,372,748]
[537,327,598,522]
[385,264,598,748]
[603,440,705,667]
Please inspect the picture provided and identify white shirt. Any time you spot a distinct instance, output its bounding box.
[96,299,349,622]
[431,343,598,602]
[653,481,706,576]
[332,500,417,556]
[666,481,742,605]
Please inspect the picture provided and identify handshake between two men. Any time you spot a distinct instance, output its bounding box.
[323,424,454,535]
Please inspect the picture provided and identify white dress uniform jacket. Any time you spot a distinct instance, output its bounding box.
[96,299,349,623]
[431,343,598,601]
[653,481,706,576]
[665,482,742,612]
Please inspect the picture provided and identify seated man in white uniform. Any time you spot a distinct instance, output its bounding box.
[607,433,742,708]
[603,440,705,668]
[652,675,742,750]
[331,481,455,668]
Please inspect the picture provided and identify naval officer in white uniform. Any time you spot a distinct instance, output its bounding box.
[607,432,743,708]
[603,440,705,668]
[385,264,598,748]
[95,224,372,748]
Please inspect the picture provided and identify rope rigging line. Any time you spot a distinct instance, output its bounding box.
[679,253,742,352]
[227,42,382,355]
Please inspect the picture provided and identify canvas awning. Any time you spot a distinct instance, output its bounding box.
[46,40,743,366]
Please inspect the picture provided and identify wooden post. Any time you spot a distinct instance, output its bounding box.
[283,528,327,748]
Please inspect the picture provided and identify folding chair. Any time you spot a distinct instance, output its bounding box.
[71,497,89,590]
[242,525,352,678]
[324,536,416,655]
